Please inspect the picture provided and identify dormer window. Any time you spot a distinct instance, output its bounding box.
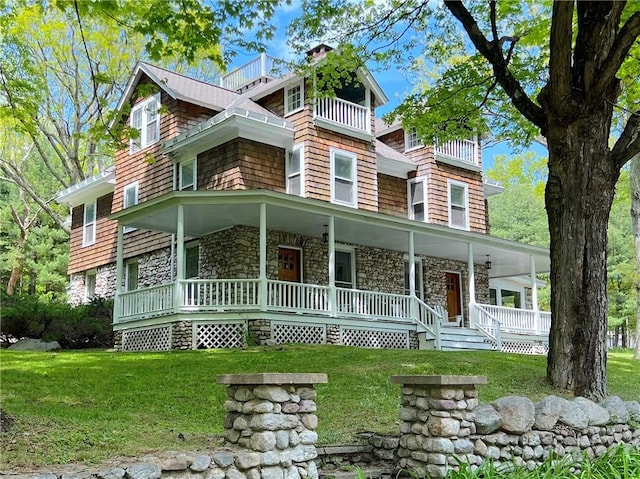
[130,93,160,153]
[405,129,423,151]
[285,82,303,115]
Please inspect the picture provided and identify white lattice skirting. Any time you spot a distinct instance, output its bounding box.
[341,327,409,349]
[502,340,549,355]
[272,323,326,345]
[122,325,171,351]
[195,323,246,349]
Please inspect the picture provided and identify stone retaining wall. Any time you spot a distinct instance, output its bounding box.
[391,375,640,478]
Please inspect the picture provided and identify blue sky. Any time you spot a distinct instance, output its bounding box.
[229,2,547,173]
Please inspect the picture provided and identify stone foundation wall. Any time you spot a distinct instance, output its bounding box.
[172,321,192,350]
[249,320,272,346]
[69,263,116,305]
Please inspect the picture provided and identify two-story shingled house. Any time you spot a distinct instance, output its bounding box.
[56,45,550,353]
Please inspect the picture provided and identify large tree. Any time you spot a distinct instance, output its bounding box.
[632,156,640,359]
[287,0,640,399]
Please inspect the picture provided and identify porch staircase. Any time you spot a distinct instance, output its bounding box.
[439,325,494,352]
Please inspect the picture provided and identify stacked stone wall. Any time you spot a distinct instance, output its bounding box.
[172,321,193,350]
[249,320,272,346]
[69,264,116,305]
[392,376,640,478]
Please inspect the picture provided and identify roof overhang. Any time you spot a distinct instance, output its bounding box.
[56,168,115,207]
[109,190,550,278]
[484,178,505,197]
[163,107,295,159]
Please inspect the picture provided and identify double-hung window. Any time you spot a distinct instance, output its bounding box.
[405,128,423,151]
[123,182,139,233]
[448,180,469,230]
[335,247,355,289]
[130,93,160,153]
[285,82,303,115]
[85,271,96,300]
[286,144,304,196]
[125,261,138,291]
[330,148,357,207]
[82,200,96,246]
[408,178,426,222]
[179,159,196,191]
[185,243,199,279]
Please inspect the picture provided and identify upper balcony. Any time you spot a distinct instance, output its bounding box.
[313,79,372,140]
[220,53,281,92]
[435,138,481,172]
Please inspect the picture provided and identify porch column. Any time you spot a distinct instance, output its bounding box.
[467,242,476,327]
[175,204,185,313]
[259,203,268,312]
[530,255,540,334]
[408,231,417,322]
[114,224,124,323]
[328,216,336,317]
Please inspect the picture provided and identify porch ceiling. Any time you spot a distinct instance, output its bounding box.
[110,190,549,278]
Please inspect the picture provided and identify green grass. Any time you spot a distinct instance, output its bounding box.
[0,346,638,470]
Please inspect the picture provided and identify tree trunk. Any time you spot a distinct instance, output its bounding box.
[631,156,640,360]
[545,117,619,401]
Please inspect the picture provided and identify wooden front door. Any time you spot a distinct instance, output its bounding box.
[278,248,301,282]
[445,272,462,324]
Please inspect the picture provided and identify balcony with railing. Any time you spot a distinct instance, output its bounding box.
[435,139,480,170]
[314,97,370,134]
[220,53,281,91]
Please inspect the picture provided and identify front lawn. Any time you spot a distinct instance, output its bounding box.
[1,346,637,470]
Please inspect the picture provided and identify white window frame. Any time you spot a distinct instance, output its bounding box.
[178,158,197,191]
[82,200,97,247]
[123,182,139,233]
[490,280,526,309]
[130,93,161,153]
[286,143,305,197]
[284,81,304,116]
[330,148,358,208]
[447,179,470,230]
[335,245,356,289]
[405,128,423,151]
[407,177,427,222]
[124,260,139,292]
[85,270,96,301]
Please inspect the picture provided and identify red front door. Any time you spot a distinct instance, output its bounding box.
[278,248,301,282]
[445,272,462,324]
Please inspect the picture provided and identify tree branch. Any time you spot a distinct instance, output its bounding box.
[443,0,546,130]
[548,0,573,105]
[611,111,640,168]
[594,11,640,96]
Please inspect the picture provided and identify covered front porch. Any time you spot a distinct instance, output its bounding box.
[110,190,550,352]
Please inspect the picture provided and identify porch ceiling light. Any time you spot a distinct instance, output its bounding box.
[485,255,492,270]
[322,225,328,244]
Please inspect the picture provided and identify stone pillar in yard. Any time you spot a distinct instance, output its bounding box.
[217,373,328,479]
[391,375,487,479]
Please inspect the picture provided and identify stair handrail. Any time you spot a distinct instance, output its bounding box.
[472,303,502,351]
[414,298,442,349]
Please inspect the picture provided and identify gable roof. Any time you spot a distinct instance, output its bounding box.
[116,62,239,113]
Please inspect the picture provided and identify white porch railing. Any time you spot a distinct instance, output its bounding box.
[118,283,174,320]
[267,280,330,314]
[220,53,279,90]
[181,279,260,311]
[471,303,502,350]
[336,288,411,321]
[315,97,369,132]
[475,303,550,335]
[435,139,478,165]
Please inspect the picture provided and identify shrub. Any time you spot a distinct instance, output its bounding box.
[0,294,113,349]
